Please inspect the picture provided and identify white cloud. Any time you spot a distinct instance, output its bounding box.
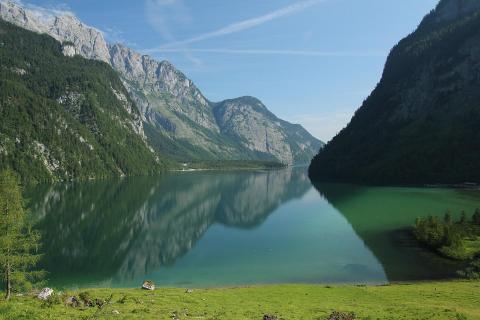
[145,0,325,52]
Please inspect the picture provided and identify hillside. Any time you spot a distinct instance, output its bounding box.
[0,20,165,183]
[0,0,323,165]
[309,0,480,184]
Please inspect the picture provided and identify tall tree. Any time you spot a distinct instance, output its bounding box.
[0,169,43,300]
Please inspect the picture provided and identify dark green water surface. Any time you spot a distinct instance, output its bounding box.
[26,168,480,288]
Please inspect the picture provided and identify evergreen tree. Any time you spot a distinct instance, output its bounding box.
[0,169,43,300]
[460,211,467,224]
[472,209,480,225]
[444,211,452,225]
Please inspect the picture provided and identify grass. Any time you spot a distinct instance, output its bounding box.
[0,281,479,319]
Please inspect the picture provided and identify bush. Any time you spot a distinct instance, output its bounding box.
[457,260,480,279]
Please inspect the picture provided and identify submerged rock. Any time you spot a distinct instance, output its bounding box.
[142,280,155,291]
[37,288,54,300]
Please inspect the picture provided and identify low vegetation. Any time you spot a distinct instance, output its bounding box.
[0,281,479,320]
[413,209,480,261]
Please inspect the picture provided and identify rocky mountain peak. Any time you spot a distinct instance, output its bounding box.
[0,0,110,63]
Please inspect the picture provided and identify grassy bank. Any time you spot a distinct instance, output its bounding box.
[0,281,479,319]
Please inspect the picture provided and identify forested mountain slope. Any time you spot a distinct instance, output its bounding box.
[309,0,480,184]
[0,20,165,183]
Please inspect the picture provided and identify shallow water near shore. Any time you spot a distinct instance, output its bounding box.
[26,167,480,289]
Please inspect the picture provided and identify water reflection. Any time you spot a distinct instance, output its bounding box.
[312,182,478,281]
[29,168,312,286]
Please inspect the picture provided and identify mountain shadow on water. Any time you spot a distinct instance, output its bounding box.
[28,168,311,285]
[312,182,476,282]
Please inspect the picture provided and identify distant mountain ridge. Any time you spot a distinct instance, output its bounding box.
[309,0,480,184]
[0,0,323,165]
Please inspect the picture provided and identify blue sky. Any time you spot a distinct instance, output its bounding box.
[22,0,438,142]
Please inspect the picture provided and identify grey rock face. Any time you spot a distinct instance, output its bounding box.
[214,97,293,164]
[214,97,323,164]
[0,1,110,63]
[109,44,218,134]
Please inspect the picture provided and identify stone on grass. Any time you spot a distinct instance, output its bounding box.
[112,309,120,315]
[142,280,155,291]
[327,311,357,320]
[65,296,81,308]
[37,288,54,300]
[185,289,194,294]
[263,315,278,320]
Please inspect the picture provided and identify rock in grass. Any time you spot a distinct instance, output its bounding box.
[263,315,278,320]
[65,296,81,308]
[112,309,120,315]
[37,288,54,300]
[142,280,155,291]
[185,289,194,294]
[327,311,357,320]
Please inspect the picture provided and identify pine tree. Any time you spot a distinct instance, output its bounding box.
[473,208,480,225]
[460,211,467,224]
[0,169,43,300]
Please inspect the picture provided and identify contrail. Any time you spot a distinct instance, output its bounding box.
[145,0,325,52]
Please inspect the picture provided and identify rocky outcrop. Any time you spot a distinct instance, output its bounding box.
[0,1,110,63]
[214,97,322,164]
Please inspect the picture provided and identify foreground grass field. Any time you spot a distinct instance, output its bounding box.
[0,281,479,320]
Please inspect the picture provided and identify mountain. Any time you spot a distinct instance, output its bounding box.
[309,0,480,184]
[213,96,321,164]
[0,19,166,183]
[0,0,323,166]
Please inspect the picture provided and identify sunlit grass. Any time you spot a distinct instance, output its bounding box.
[0,281,479,319]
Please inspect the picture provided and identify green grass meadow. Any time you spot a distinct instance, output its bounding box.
[0,281,479,319]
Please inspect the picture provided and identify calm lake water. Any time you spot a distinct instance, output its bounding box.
[27,167,480,289]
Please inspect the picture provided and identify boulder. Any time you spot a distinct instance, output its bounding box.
[142,280,155,291]
[37,288,54,300]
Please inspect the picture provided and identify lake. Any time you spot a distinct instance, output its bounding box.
[27,167,480,289]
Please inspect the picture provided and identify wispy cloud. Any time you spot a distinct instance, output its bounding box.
[146,0,325,52]
[145,0,204,68]
[143,48,388,57]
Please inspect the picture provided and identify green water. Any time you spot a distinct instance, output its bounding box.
[27,168,480,288]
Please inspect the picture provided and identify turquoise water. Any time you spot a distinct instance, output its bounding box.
[27,168,480,288]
